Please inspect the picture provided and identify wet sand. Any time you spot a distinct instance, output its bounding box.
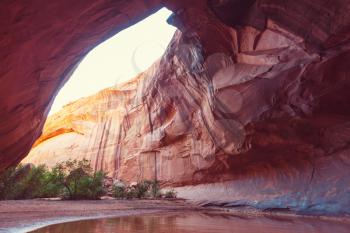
[0,199,200,232]
[0,199,349,233]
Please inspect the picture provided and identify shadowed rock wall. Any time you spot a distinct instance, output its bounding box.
[0,0,163,169]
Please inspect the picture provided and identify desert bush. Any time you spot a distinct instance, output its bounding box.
[113,186,127,199]
[0,164,64,200]
[13,165,49,199]
[1,160,180,201]
[112,180,161,199]
[40,166,65,198]
[164,189,177,198]
[76,171,106,200]
[126,187,138,199]
[150,180,161,198]
[133,180,152,198]
[53,159,106,200]
[120,181,149,199]
[0,159,106,200]
[0,166,17,199]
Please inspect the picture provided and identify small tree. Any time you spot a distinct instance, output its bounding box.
[0,166,17,199]
[53,159,106,200]
[0,160,106,200]
[14,165,48,199]
[0,164,64,199]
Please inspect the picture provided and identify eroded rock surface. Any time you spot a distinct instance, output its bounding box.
[3,0,350,215]
[23,77,143,177]
[0,0,163,169]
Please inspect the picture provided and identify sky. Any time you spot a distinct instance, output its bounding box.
[49,8,176,115]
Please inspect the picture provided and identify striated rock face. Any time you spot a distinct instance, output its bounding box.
[3,0,350,215]
[22,76,143,177]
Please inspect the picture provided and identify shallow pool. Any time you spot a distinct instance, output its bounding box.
[29,212,350,233]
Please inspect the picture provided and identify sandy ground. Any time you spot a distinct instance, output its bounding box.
[1,199,350,233]
[0,199,202,232]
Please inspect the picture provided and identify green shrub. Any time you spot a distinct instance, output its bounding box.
[0,164,58,200]
[0,159,106,200]
[53,159,106,200]
[133,180,151,198]
[114,180,161,199]
[75,171,106,200]
[126,187,138,199]
[1,160,180,201]
[164,189,177,198]
[40,166,65,198]
[0,166,17,199]
[150,180,161,198]
[13,165,49,199]
[112,185,127,199]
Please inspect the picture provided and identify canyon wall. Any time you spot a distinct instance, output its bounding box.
[3,0,350,215]
[22,76,143,177]
[0,0,163,169]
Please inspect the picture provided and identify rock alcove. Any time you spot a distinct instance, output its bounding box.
[1,0,350,215]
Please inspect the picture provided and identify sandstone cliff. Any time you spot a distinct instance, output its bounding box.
[23,75,144,177]
[2,0,350,215]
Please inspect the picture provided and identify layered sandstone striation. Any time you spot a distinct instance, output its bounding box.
[2,0,350,215]
[23,76,143,177]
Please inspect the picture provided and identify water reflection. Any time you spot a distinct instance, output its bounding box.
[30,212,350,233]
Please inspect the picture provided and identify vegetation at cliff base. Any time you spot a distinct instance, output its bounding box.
[164,189,177,198]
[0,159,105,200]
[50,159,106,200]
[112,180,176,199]
[0,159,177,200]
[112,180,159,199]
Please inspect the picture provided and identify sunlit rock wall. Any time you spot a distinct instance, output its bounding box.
[23,77,144,178]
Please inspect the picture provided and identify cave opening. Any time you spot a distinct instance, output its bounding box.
[1,0,350,228]
[21,7,176,167]
[49,7,176,115]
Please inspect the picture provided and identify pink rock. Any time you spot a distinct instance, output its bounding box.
[2,0,350,215]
